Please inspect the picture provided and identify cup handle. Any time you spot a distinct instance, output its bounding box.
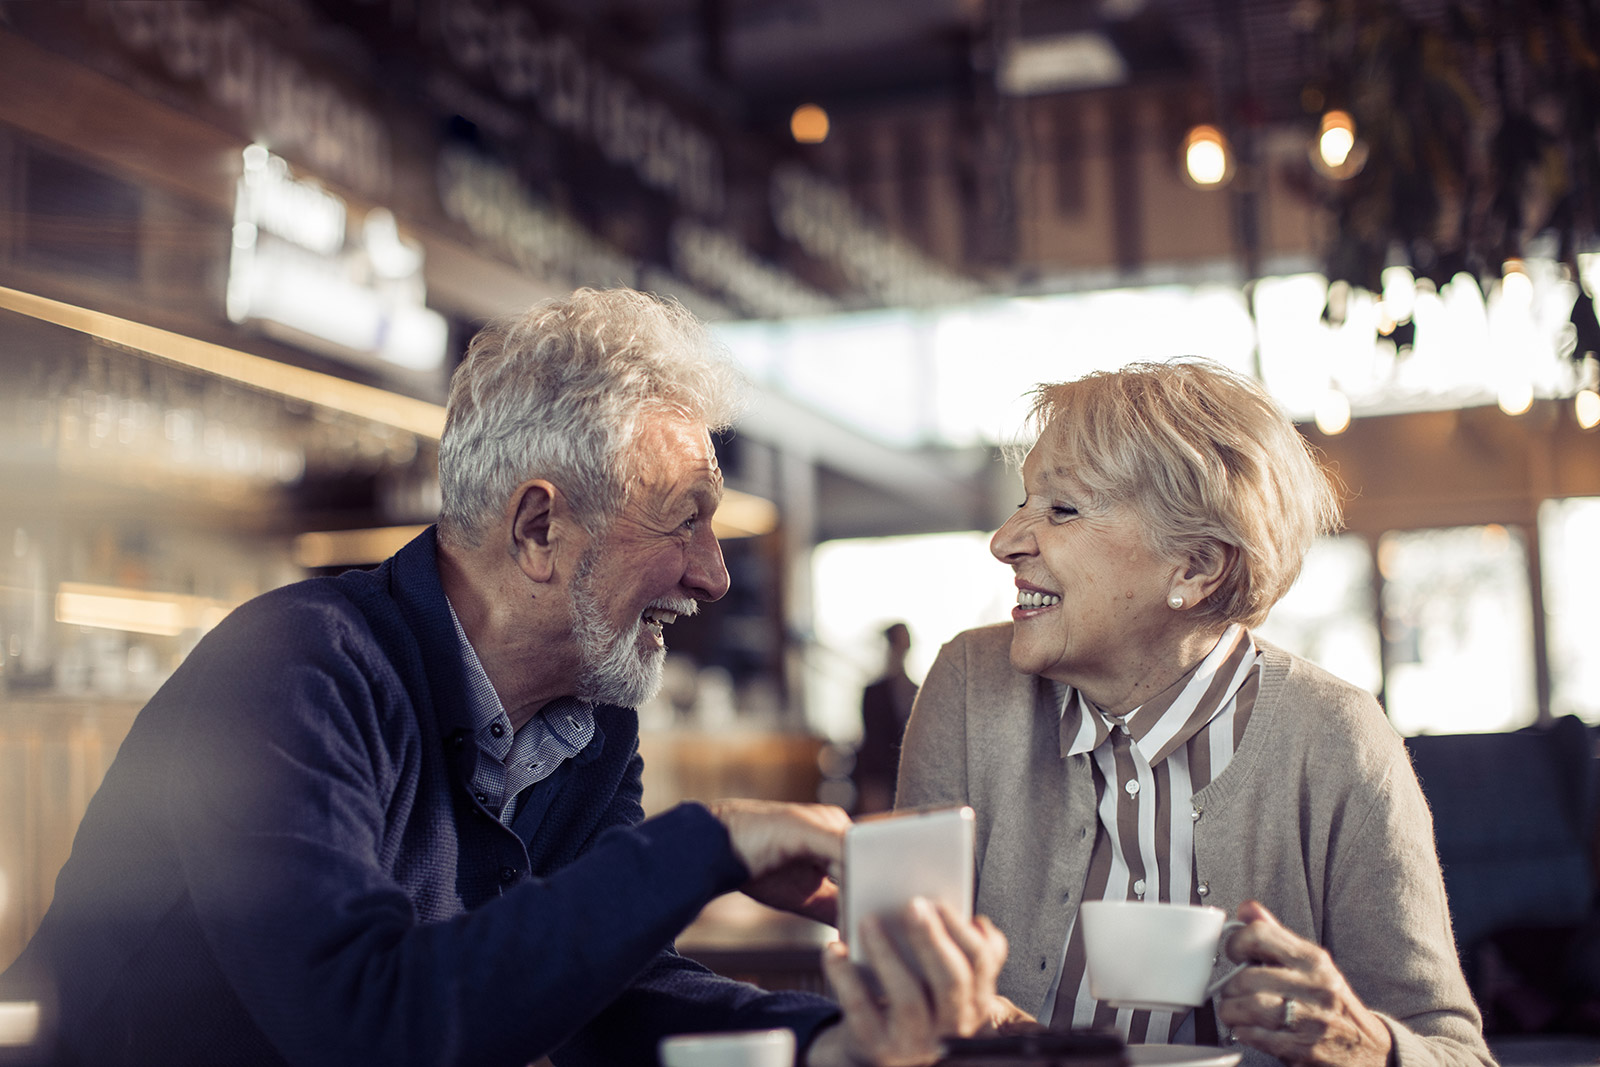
[1203,919,1249,999]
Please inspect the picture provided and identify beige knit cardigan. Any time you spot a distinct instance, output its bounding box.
[896,622,1495,1067]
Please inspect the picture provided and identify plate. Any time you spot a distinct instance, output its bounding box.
[1127,1046,1243,1067]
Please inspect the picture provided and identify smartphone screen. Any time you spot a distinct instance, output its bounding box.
[841,805,975,966]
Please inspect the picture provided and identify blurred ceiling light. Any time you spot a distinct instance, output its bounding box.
[999,33,1127,95]
[1314,388,1352,435]
[711,488,779,539]
[0,285,445,439]
[1497,378,1534,416]
[293,525,431,569]
[1318,111,1355,166]
[1576,387,1600,430]
[1380,265,1416,323]
[790,104,830,144]
[0,1001,40,1048]
[1312,110,1367,179]
[55,583,235,637]
[1500,259,1533,306]
[1182,125,1233,187]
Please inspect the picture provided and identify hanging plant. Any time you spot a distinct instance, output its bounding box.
[1299,0,1600,318]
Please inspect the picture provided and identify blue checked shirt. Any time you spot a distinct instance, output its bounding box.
[445,598,596,826]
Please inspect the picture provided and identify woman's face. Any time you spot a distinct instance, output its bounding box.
[990,436,1187,699]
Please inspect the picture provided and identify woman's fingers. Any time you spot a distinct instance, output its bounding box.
[932,904,1008,993]
[1216,921,1394,1067]
[896,899,978,1032]
[820,941,888,1051]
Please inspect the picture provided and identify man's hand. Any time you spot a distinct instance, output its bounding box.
[1215,901,1393,1067]
[706,799,850,926]
[806,899,1018,1067]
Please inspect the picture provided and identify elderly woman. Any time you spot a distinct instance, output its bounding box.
[896,360,1492,1067]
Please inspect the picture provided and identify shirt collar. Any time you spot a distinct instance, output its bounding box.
[1058,624,1256,763]
[443,597,595,759]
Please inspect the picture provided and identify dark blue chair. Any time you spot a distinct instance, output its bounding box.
[1406,715,1596,959]
[1406,715,1600,1060]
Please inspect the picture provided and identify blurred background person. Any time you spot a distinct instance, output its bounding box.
[852,621,917,814]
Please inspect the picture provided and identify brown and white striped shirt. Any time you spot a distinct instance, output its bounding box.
[1042,625,1261,1044]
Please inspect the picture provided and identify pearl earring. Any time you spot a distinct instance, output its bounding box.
[1168,595,1185,610]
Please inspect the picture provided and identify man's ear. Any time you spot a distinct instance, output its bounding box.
[506,479,567,585]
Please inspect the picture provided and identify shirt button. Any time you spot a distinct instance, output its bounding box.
[1133,879,1147,896]
[474,791,489,804]
[490,722,506,738]
[1124,779,1140,797]
[1197,882,1211,897]
[499,866,518,883]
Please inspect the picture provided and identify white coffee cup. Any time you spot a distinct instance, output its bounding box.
[1079,900,1248,1011]
[658,1028,796,1067]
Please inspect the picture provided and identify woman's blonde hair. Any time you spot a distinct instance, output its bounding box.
[1024,359,1343,628]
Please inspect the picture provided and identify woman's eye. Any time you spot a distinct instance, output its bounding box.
[1050,506,1079,520]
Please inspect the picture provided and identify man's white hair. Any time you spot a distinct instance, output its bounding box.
[438,288,744,545]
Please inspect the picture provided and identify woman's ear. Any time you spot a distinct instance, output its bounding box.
[1172,541,1238,608]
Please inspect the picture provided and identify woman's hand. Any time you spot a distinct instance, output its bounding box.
[1216,901,1394,1067]
[806,899,1018,1066]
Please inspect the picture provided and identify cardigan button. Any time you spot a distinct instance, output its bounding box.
[1197,882,1210,897]
[499,866,519,884]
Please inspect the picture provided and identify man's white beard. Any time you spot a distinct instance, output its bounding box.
[568,549,666,708]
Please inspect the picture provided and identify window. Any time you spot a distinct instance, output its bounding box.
[1256,534,1381,696]
[1540,497,1600,724]
[1378,525,1537,734]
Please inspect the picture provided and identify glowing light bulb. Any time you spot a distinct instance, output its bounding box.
[1497,378,1534,416]
[1500,260,1533,306]
[1319,127,1354,168]
[1183,125,1231,186]
[1314,389,1351,435]
[790,104,830,144]
[1312,110,1364,178]
[1577,388,1600,429]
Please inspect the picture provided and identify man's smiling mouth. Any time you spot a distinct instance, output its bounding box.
[641,600,697,641]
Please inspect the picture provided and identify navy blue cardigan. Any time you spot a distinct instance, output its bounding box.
[2,529,838,1066]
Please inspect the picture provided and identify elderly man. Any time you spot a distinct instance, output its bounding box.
[0,289,1007,1066]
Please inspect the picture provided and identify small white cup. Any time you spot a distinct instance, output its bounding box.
[658,1028,796,1067]
[1079,900,1248,1011]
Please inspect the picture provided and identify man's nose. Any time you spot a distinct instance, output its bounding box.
[687,527,731,602]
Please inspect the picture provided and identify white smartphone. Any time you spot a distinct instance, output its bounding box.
[841,805,976,966]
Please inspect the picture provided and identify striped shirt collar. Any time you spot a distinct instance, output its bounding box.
[1057,624,1257,764]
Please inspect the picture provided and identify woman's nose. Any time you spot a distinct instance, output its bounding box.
[990,510,1033,564]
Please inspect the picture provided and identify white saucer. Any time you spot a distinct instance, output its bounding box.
[1127,1045,1243,1067]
